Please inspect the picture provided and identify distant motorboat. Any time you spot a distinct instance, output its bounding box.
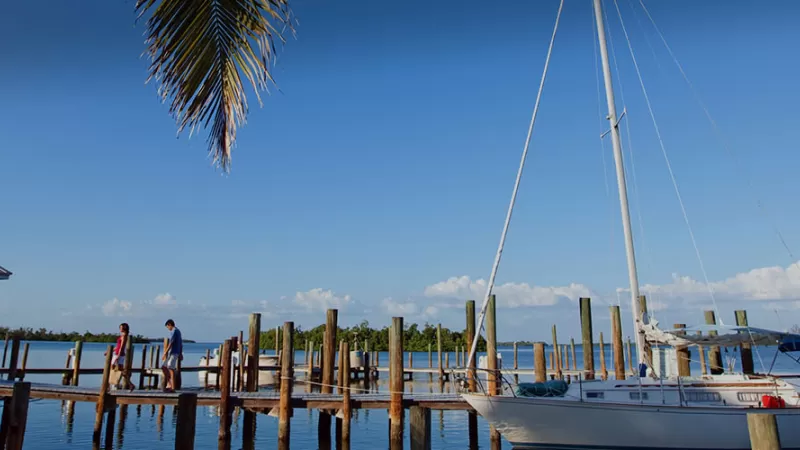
[198,349,279,386]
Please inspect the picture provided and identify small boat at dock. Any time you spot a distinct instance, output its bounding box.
[198,349,280,386]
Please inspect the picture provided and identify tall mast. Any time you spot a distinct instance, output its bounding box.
[592,0,647,373]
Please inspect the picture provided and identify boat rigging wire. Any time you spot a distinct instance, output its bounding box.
[466,0,565,371]
[611,0,723,326]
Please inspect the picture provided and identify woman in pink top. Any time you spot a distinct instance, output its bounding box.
[107,323,134,390]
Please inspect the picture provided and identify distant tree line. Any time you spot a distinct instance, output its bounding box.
[0,326,195,344]
[260,321,487,352]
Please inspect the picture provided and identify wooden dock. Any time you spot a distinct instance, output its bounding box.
[0,297,760,450]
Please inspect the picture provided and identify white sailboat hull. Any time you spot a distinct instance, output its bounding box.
[463,393,800,449]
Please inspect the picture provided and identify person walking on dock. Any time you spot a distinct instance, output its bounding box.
[108,322,134,391]
[161,319,183,392]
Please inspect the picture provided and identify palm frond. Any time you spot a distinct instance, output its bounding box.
[136,0,295,171]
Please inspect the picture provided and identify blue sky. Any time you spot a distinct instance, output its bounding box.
[1,0,799,341]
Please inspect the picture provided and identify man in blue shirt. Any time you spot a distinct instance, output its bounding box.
[161,319,183,392]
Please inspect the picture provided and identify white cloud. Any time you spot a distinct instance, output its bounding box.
[293,288,352,312]
[632,261,800,304]
[424,261,800,314]
[153,293,176,305]
[101,298,133,316]
[382,297,418,316]
[424,275,593,307]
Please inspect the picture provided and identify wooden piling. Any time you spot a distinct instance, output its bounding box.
[62,349,73,385]
[278,322,295,450]
[139,345,148,390]
[3,382,31,450]
[465,300,478,450]
[747,412,781,450]
[599,332,608,380]
[697,331,708,375]
[218,339,233,446]
[610,306,625,379]
[238,330,245,392]
[122,338,134,390]
[674,324,691,377]
[410,406,431,450]
[243,313,261,445]
[336,341,344,447]
[436,323,443,381]
[735,310,754,375]
[1,334,8,368]
[551,325,561,379]
[175,393,198,450]
[626,337,634,374]
[215,344,222,390]
[704,310,723,374]
[563,344,569,370]
[319,309,338,449]
[486,295,501,449]
[202,349,210,390]
[93,345,113,446]
[72,340,83,386]
[18,343,29,381]
[534,342,546,383]
[579,297,595,380]
[389,317,404,450]
[341,340,352,450]
[275,325,281,355]
[5,338,20,381]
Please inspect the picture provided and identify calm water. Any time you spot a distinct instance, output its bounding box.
[5,341,800,449]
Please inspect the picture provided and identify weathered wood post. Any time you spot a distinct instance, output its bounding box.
[563,344,569,370]
[218,339,233,446]
[72,340,83,386]
[486,295,501,450]
[238,330,245,392]
[551,325,561,379]
[123,337,134,389]
[674,324,691,377]
[626,337,634,374]
[93,345,114,446]
[4,338,20,382]
[278,321,295,450]
[599,332,608,380]
[62,349,73,385]
[341,341,352,450]
[215,344,222,390]
[1,334,8,368]
[19,343,29,381]
[704,310,723,374]
[513,341,519,383]
[610,305,625,380]
[139,345,149,390]
[243,313,262,445]
[319,309,338,449]
[747,412,781,450]
[428,343,432,369]
[176,393,198,450]
[436,323,444,381]
[579,297,595,379]
[534,342,546,383]
[410,406,431,450]
[697,331,708,375]
[336,340,344,447]
[389,317,404,450]
[735,310,755,374]
[465,299,478,450]
[2,381,31,450]
[275,325,280,355]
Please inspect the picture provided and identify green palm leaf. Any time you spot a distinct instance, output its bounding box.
[136,0,295,171]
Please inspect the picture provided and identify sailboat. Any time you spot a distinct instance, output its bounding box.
[460,0,800,448]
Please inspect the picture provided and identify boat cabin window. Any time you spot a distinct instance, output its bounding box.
[684,392,721,402]
[737,392,772,403]
[629,392,649,400]
[585,391,604,399]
